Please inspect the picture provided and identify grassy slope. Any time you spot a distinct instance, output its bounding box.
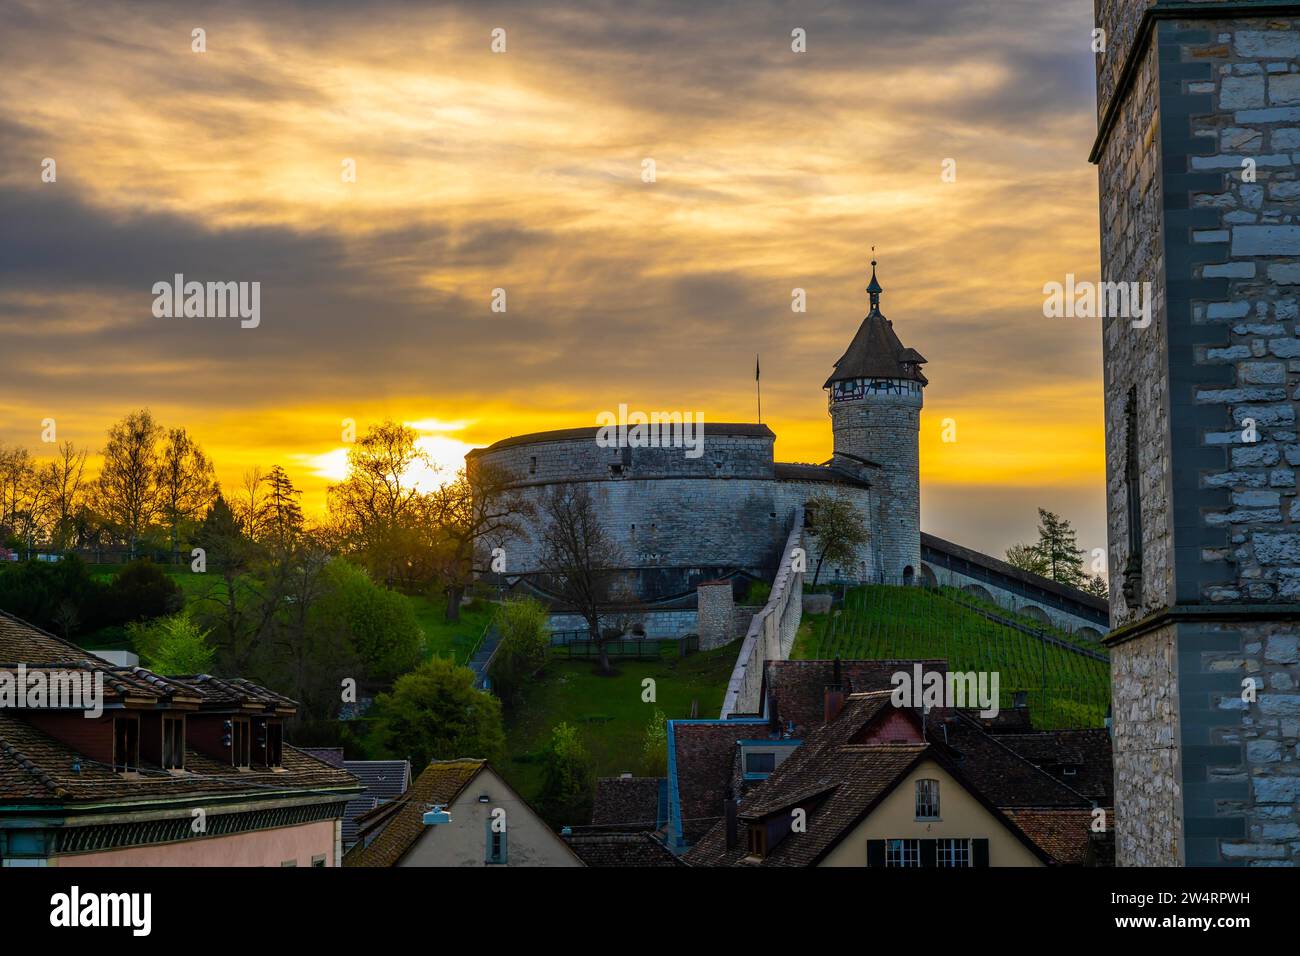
[406,595,494,663]
[499,643,738,805]
[793,585,1109,730]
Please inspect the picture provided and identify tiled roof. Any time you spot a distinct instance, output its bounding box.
[671,722,766,845]
[772,463,870,488]
[1004,808,1114,866]
[927,711,1096,809]
[300,747,346,769]
[592,777,660,831]
[338,760,411,846]
[0,713,359,805]
[343,759,485,867]
[0,611,110,667]
[824,308,928,387]
[0,610,296,714]
[764,659,946,736]
[164,673,298,710]
[994,729,1114,804]
[565,831,682,867]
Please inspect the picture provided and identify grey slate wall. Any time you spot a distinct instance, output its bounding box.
[1097,1,1300,866]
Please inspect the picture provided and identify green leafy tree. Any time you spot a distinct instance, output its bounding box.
[1083,573,1109,600]
[807,494,869,586]
[311,560,423,683]
[105,559,184,625]
[130,613,216,675]
[1005,542,1049,576]
[368,657,505,768]
[537,722,596,827]
[1006,509,1086,588]
[0,555,103,637]
[640,708,668,777]
[488,597,551,705]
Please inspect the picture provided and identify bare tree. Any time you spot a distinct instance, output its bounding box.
[0,445,35,544]
[326,420,430,586]
[158,427,217,560]
[428,461,531,622]
[538,484,620,675]
[38,441,88,551]
[234,467,268,541]
[97,410,164,557]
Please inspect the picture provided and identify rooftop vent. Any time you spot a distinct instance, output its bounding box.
[422,804,452,826]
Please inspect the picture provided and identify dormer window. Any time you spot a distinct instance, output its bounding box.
[113,716,140,774]
[162,716,185,771]
[746,824,767,858]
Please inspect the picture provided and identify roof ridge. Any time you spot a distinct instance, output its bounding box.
[0,608,115,665]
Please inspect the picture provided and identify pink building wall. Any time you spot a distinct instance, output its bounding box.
[51,820,336,867]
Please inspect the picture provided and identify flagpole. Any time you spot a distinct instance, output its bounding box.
[756,353,762,424]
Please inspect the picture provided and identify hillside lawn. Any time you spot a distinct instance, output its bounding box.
[499,642,738,806]
[794,584,1110,730]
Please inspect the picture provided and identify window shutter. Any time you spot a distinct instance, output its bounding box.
[866,839,884,867]
[973,838,990,868]
[920,838,937,868]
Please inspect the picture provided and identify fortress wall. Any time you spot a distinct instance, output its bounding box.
[721,509,805,718]
[922,562,1107,637]
[473,432,775,485]
[548,609,697,639]
[475,439,876,591]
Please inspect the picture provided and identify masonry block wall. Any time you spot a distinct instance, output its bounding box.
[1096,0,1300,866]
[472,431,878,598]
[829,388,923,580]
[696,582,735,651]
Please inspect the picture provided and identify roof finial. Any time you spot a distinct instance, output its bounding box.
[866,246,882,309]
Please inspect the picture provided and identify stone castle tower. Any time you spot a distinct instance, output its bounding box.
[1094,1,1300,866]
[824,259,927,581]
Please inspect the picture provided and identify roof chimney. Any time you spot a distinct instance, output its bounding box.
[724,793,739,850]
[824,657,846,723]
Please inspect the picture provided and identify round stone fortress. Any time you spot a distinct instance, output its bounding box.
[468,261,928,603]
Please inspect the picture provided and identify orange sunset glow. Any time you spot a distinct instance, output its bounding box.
[0,0,1108,558]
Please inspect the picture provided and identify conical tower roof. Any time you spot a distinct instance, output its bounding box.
[824,259,927,387]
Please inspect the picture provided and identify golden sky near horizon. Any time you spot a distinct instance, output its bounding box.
[0,0,1110,559]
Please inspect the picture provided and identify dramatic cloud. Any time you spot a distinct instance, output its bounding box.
[0,0,1106,558]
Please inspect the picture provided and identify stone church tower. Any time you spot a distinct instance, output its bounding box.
[1093,1,1300,866]
[824,260,927,581]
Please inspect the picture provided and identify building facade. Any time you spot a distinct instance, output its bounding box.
[0,611,360,867]
[344,759,582,867]
[1093,0,1300,865]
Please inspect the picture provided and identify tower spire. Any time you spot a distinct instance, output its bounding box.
[866,247,882,312]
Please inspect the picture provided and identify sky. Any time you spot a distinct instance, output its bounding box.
[0,0,1108,564]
